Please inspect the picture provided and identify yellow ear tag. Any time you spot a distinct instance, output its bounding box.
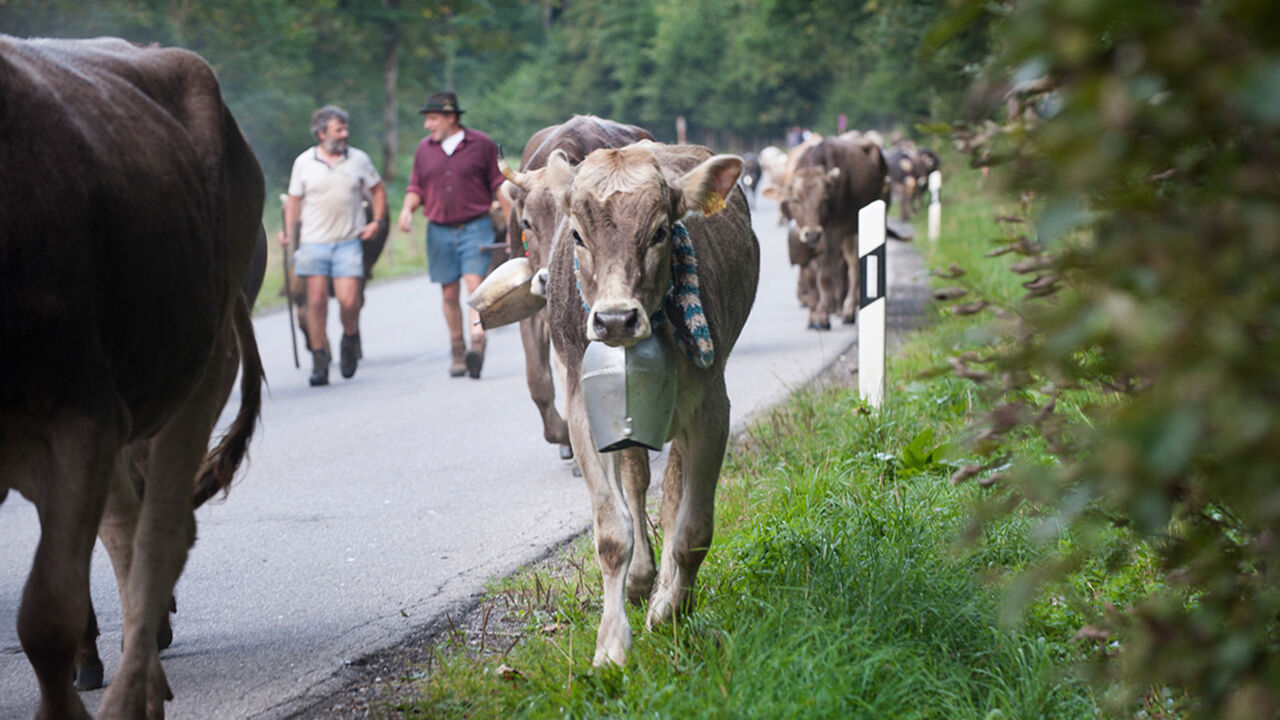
[700,192,726,216]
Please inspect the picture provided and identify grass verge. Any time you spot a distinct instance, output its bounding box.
[351,158,1163,719]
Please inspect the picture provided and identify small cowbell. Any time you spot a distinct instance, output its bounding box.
[580,334,676,452]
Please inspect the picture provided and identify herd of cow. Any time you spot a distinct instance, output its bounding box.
[1,36,929,718]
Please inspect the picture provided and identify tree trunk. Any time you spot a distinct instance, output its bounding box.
[380,0,400,180]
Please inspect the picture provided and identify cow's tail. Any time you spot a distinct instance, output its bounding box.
[193,293,264,508]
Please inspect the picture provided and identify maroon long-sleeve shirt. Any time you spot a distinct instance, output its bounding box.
[406,128,504,225]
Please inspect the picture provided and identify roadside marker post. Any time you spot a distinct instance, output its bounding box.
[858,199,887,408]
[927,170,942,241]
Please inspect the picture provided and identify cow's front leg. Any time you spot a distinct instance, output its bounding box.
[841,234,860,324]
[648,379,729,629]
[620,447,655,604]
[810,245,839,330]
[520,311,570,451]
[566,393,634,666]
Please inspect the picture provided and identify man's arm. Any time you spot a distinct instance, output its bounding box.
[360,182,389,240]
[278,194,302,246]
[398,191,422,234]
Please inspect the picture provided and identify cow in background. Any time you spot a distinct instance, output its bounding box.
[0,36,264,718]
[757,145,788,193]
[764,136,888,329]
[544,142,759,666]
[500,115,654,461]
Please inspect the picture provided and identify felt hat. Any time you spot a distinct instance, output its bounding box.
[417,91,464,115]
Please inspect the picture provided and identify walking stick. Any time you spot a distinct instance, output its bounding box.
[280,194,300,369]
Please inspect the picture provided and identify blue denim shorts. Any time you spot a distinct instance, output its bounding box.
[294,238,364,278]
[426,215,494,284]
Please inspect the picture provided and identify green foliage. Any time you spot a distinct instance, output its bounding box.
[942,0,1280,716]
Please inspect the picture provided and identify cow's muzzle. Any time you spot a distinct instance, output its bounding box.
[588,301,650,345]
[530,267,550,298]
[801,226,823,247]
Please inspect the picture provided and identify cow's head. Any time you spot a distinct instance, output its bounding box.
[546,144,741,346]
[502,164,563,297]
[764,165,841,248]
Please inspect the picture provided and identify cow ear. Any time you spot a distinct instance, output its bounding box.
[545,149,576,214]
[674,154,742,219]
[502,180,525,204]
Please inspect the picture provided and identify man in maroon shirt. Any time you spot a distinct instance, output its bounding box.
[397,91,510,378]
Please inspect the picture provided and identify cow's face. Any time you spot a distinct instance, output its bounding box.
[504,168,560,281]
[785,166,841,248]
[547,146,741,346]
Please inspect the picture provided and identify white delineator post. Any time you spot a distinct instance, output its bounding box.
[927,170,942,241]
[858,199,887,408]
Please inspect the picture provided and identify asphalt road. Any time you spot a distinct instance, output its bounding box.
[0,194,925,718]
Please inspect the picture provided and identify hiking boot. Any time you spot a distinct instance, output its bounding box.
[340,333,359,379]
[309,349,330,386]
[466,334,485,379]
[449,337,467,377]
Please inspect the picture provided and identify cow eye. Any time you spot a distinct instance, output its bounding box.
[651,227,667,245]
[571,229,584,247]
[521,218,531,230]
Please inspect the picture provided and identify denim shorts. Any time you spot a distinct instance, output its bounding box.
[426,215,494,284]
[294,238,364,278]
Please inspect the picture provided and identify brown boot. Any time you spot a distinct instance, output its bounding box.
[465,334,485,379]
[449,337,467,377]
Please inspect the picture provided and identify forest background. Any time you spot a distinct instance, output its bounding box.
[0,0,989,188]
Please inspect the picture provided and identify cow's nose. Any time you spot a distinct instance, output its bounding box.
[593,308,639,340]
[803,229,822,246]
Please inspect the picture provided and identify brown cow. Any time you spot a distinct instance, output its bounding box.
[764,136,888,329]
[0,36,264,719]
[500,115,655,460]
[544,141,759,665]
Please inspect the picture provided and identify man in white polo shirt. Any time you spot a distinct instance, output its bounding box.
[279,105,387,386]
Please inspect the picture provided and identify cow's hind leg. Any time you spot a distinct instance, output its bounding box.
[647,378,729,629]
[18,411,120,720]
[566,392,634,666]
[99,319,232,720]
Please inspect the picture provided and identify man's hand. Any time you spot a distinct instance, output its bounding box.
[397,206,415,234]
[277,229,290,247]
[359,220,382,241]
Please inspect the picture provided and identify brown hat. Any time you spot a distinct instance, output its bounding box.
[418,91,464,115]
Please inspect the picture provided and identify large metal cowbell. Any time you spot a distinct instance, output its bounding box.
[580,334,676,452]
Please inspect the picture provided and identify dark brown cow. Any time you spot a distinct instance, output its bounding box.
[544,141,759,665]
[0,36,264,718]
[500,115,654,460]
[764,136,888,329]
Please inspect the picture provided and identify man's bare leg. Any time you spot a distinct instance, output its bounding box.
[306,275,330,385]
[462,273,486,378]
[441,280,466,377]
[334,277,361,379]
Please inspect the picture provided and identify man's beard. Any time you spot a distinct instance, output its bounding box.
[322,137,347,154]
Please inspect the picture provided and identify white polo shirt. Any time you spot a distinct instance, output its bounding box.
[287,147,381,244]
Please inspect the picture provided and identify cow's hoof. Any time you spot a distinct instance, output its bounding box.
[74,657,105,691]
[571,462,583,478]
[841,314,856,325]
[559,443,574,461]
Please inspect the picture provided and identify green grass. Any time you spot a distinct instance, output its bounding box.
[365,156,1164,719]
